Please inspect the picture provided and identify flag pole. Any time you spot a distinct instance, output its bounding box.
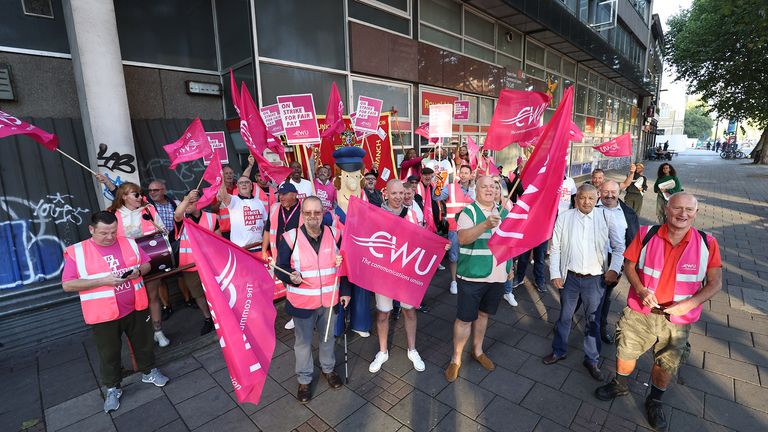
[323,272,340,343]
[300,145,317,194]
[56,148,98,176]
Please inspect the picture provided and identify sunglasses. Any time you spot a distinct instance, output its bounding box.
[125,192,141,198]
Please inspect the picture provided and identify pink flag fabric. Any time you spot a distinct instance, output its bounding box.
[237,85,291,183]
[488,86,575,263]
[230,70,241,117]
[466,136,480,168]
[483,89,551,151]
[196,156,223,210]
[414,122,439,144]
[593,133,632,157]
[321,82,345,139]
[486,157,500,176]
[184,222,277,405]
[569,121,584,142]
[340,196,448,306]
[164,118,211,169]
[0,110,59,151]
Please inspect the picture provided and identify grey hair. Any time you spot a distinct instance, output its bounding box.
[576,183,597,196]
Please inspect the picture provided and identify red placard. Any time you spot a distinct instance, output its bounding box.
[453,100,470,121]
[277,94,321,146]
[203,131,229,166]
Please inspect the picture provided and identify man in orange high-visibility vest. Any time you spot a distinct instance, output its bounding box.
[62,211,169,414]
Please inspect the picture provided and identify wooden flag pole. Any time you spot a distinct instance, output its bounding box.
[56,148,98,176]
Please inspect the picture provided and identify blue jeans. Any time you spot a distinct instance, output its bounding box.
[552,273,604,365]
[514,240,547,286]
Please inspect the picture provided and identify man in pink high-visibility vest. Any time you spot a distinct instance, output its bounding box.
[595,192,722,431]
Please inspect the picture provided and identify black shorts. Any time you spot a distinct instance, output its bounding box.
[456,280,505,322]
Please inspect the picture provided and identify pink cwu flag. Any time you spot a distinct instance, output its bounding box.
[466,136,480,168]
[340,197,448,306]
[0,110,59,151]
[483,89,551,151]
[321,82,345,139]
[593,133,632,157]
[164,118,212,169]
[414,122,439,144]
[196,156,223,210]
[237,85,291,183]
[488,86,575,263]
[184,222,277,405]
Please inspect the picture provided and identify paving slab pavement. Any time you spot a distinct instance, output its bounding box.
[2,150,768,431]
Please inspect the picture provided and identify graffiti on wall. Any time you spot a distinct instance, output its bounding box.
[0,193,90,289]
[97,142,136,174]
[143,158,206,199]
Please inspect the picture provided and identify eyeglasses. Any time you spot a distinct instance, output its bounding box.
[302,211,324,217]
[125,192,141,198]
[147,189,162,192]
[237,181,252,185]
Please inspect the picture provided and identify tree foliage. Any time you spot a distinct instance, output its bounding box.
[665,0,768,126]
[684,105,714,139]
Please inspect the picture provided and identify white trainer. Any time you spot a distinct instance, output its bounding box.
[153,330,170,347]
[141,368,169,387]
[438,264,446,271]
[352,330,370,338]
[103,387,122,413]
[407,349,426,372]
[449,281,458,295]
[504,293,518,307]
[284,318,295,330]
[369,351,389,373]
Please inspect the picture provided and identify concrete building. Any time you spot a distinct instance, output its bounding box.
[0,0,661,348]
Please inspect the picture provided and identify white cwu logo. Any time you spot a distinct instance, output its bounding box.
[352,231,438,276]
[216,250,238,308]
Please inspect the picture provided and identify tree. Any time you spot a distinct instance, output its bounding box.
[665,0,768,163]
[684,105,714,140]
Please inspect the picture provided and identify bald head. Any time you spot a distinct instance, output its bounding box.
[599,180,620,208]
[665,192,699,231]
[385,179,404,209]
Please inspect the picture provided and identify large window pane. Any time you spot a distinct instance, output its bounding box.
[587,88,597,116]
[497,26,522,58]
[576,85,588,114]
[525,64,546,80]
[215,0,251,70]
[115,0,217,70]
[497,54,522,73]
[0,0,70,53]
[352,79,411,118]
[479,98,494,124]
[373,0,408,12]
[260,63,347,113]
[588,72,599,88]
[223,64,256,119]
[546,51,561,73]
[465,41,495,63]
[255,0,345,70]
[562,58,576,78]
[525,41,545,65]
[577,66,589,84]
[420,0,461,34]
[596,92,605,119]
[420,25,461,51]
[464,11,494,46]
[462,95,479,123]
[349,1,410,36]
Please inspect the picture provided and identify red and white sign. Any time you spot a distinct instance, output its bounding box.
[421,91,458,116]
[453,100,470,121]
[593,133,632,157]
[277,94,321,146]
[353,96,384,134]
[341,197,448,307]
[203,131,228,166]
[0,110,59,151]
[260,104,285,137]
[184,222,277,405]
[483,89,551,151]
[428,104,453,139]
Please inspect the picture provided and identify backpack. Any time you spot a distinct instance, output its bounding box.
[641,225,710,252]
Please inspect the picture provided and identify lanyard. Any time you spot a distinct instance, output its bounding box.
[280,204,299,233]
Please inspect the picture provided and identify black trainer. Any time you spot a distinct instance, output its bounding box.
[161,305,173,321]
[645,398,668,431]
[594,378,629,401]
[200,318,214,335]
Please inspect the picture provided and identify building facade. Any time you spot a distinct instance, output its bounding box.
[0,0,660,343]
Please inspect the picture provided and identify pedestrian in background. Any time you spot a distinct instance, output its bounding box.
[654,163,682,224]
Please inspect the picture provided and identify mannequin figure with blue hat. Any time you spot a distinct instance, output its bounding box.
[331,146,373,338]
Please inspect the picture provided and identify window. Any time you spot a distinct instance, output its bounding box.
[420,0,461,34]
[349,1,411,36]
[525,40,545,66]
[562,58,576,79]
[497,26,522,58]
[465,41,495,63]
[464,11,494,46]
[22,0,53,18]
[420,25,462,51]
[215,0,251,70]
[546,52,561,73]
[259,64,347,113]
[352,78,411,120]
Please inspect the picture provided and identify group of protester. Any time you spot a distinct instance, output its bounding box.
[62,143,719,432]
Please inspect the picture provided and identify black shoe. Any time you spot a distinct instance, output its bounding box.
[542,353,566,365]
[391,308,401,320]
[601,329,615,345]
[594,378,630,401]
[323,371,343,389]
[161,305,173,321]
[297,383,311,403]
[200,318,214,335]
[645,398,668,431]
[583,360,605,381]
[185,299,199,309]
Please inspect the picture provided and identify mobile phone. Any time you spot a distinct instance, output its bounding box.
[121,269,134,279]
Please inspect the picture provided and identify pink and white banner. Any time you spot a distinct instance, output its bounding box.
[164,118,212,169]
[277,94,321,146]
[185,222,277,405]
[0,110,59,151]
[453,100,470,122]
[260,104,285,137]
[593,133,632,157]
[484,89,551,151]
[340,197,448,306]
[353,96,383,134]
[197,156,223,210]
[203,131,228,166]
[428,104,453,139]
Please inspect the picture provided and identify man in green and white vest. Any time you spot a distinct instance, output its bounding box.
[445,175,511,383]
